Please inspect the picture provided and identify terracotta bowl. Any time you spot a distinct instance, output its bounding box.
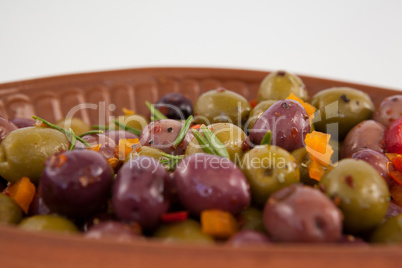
[0,67,401,267]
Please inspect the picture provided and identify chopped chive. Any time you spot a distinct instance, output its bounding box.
[201,126,229,158]
[113,120,141,136]
[160,152,184,160]
[145,101,167,120]
[69,128,77,150]
[75,135,91,147]
[91,125,109,130]
[260,131,272,145]
[159,153,184,171]
[191,129,216,155]
[79,130,104,138]
[173,116,193,148]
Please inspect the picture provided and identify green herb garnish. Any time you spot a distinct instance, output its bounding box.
[191,129,216,155]
[173,116,193,148]
[145,101,168,121]
[69,128,77,150]
[113,120,141,136]
[91,125,109,131]
[160,152,184,171]
[260,131,272,145]
[79,130,104,138]
[201,126,229,158]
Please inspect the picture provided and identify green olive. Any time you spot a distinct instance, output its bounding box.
[194,88,251,128]
[109,114,149,131]
[257,71,308,102]
[311,87,374,140]
[55,117,90,135]
[0,193,23,225]
[371,215,402,244]
[239,207,265,233]
[291,147,317,186]
[19,215,79,233]
[125,146,165,163]
[241,145,300,207]
[185,123,246,165]
[246,100,277,130]
[0,127,69,184]
[153,219,214,244]
[320,159,390,234]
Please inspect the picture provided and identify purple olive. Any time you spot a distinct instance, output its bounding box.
[40,150,114,219]
[140,119,194,155]
[112,157,170,230]
[350,149,392,187]
[226,230,271,246]
[373,95,402,127]
[385,202,402,219]
[249,100,310,151]
[173,153,250,216]
[75,133,117,160]
[263,184,343,243]
[156,93,193,120]
[341,120,385,158]
[10,117,35,128]
[0,116,18,143]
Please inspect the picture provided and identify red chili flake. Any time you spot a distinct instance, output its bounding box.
[291,127,298,138]
[386,109,392,115]
[332,196,341,206]
[249,99,257,109]
[152,126,162,133]
[50,154,67,168]
[345,175,355,189]
[275,112,281,117]
[216,87,226,93]
[390,171,402,186]
[161,211,188,223]
[390,154,402,172]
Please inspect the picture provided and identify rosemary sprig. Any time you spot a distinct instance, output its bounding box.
[145,101,167,121]
[113,120,141,136]
[91,125,109,131]
[191,129,216,155]
[260,131,272,146]
[160,153,184,171]
[32,116,90,147]
[201,126,229,158]
[173,116,193,148]
[69,128,77,150]
[79,130,104,138]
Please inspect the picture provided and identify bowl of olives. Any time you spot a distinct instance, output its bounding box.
[0,67,402,268]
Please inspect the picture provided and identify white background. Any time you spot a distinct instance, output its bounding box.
[0,0,401,90]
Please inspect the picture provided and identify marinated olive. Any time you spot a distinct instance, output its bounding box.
[291,147,317,186]
[125,145,164,163]
[320,159,390,233]
[154,219,214,244]
[11,117,35,128]
[0,127,69,184]
[246,100,277,130]
[241,145,299,207]
[55,117,90,135]
[373,95,402,127]
[0,193,23,225]
[370,215,402,244]
[185,123,247,165]
[174,153,250,216]
[75,133,117,160]
[19,214,78,233]
[0,116,17,144]
[40,150,114,219]
[85,221,142,242]
[226,230,270,246]
[257,71,308,102]
[341,120,385,158]
[156,92,193,120]
[109,114,148,131]
[311,87,374,140]
[113,157,170,230]
[350,149,391,187]
[194,88,251,127]
[263,184,342,242]
[140,119,194,155]
[249,100,310,152]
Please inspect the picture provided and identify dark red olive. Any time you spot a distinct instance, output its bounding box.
[156,93,193,120]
